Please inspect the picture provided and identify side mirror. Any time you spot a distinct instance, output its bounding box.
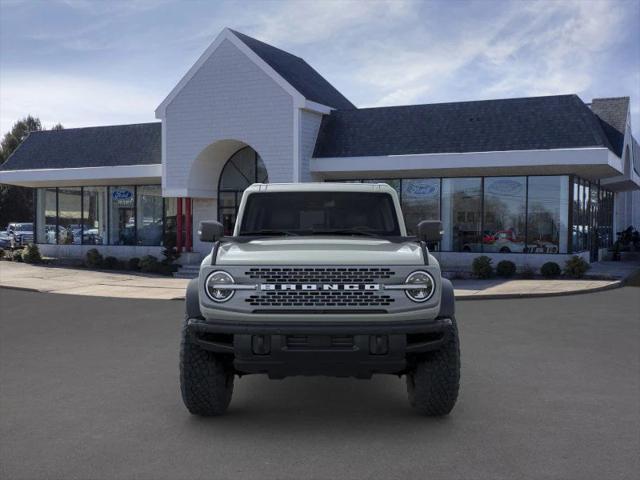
[417,220,443,242]
[198,220,224,243]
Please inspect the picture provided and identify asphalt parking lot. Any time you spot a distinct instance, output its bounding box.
[1,286,638,480]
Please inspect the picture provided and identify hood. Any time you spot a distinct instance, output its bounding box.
[216,237,424,265]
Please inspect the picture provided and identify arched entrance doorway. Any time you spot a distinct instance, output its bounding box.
[218,146,268,234]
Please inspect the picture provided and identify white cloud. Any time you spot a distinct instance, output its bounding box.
[0,72,159,133]
[249,0,412,46]
[346,0,628,107]
[0,0,636,137]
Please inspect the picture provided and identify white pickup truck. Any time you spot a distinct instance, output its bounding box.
[1,223,34,249]
[181,183,460,416]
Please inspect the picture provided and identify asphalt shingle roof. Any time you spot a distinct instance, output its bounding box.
[0,123,161,171]
[313,94,616,158]
[590,97,629,157]
[230,29,355,110]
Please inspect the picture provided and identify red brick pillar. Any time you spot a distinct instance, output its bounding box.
[185,198,192,252]
[176,197,183,253]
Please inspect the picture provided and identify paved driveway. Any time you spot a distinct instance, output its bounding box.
[1,287,638,480]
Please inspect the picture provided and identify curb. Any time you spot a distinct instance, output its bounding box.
[0,284,187,300]
[455,280,622,301]
[2,280,623,301]
[0,285,41,293]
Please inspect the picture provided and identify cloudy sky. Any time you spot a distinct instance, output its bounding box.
[1,0,639,136]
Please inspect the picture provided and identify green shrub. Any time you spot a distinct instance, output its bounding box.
[3,250,20,262]
[540,262,561,278]
[520,264,535,279]
[128,257,140,271]
[496,260,516,278]
[472,256,493,279]
[157,263,178,276]
[21,244,42,264]
[139,255,160,273]
[0,249,5,259]
[564,256,590,278]
[161,232,180,265]
[85,248,103,268]
[103,256,118,270]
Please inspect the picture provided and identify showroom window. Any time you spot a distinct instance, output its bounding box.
[109,186,136,245]
[483,177,526,253]
[441,178,482,252]
[572,179,582,252]
[35,185,172,247]
[571,176,614,253]
[57,187,82,245]
[526,176,569,254]
[35,188,57,244]
[82,187,107,245]
[401,179,440,236]
[217,146,269,236]
[331,174,599,255]
[136,185,163,246]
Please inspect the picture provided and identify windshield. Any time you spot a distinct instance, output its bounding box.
[238,192,400,237]
[12,224,33,231]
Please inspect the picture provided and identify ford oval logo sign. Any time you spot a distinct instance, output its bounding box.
[488,179,523,196]
[406,181,439,197]
[112,189,133,200]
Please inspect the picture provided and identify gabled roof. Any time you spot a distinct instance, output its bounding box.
[229,30,355,110]
[313,94,616,158]
[0,123,161,171]
[590,97,630,157]
[156,28,354,116]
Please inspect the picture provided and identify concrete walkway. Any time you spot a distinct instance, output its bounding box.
[2,261,637,301]
[0,262,187,300]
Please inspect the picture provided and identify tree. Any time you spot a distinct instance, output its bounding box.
[0,115,42,163]
[0,116,62,228]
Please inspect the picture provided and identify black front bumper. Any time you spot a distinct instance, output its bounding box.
[187,317,452,378]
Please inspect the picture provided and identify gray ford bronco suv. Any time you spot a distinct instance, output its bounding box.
[181,183,460,416]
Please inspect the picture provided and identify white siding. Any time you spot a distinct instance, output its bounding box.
[192,198,216,255]
[299,110,323,182]
[163,39,294,194]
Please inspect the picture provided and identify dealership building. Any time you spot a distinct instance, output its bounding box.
[1,28,638,271]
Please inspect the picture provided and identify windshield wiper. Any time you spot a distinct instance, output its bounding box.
[239,229,299,236]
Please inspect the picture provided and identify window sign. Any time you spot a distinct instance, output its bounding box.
[402,179,440,236]
[111,188,134,207]
[109,186,136,245]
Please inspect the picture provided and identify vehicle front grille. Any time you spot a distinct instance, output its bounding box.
[244,267,397,309]
[245,267,395,283]
[246,290,395,308]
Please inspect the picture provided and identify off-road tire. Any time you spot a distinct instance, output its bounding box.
[407,316,460,416]
[180,318,234,416]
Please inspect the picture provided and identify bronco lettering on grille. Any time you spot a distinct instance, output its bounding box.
[260,284,381,291]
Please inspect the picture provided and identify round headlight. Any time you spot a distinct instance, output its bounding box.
[405,270,435,302]
[205,271,235,302]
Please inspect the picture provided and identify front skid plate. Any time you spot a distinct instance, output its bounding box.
[188,318,451,378]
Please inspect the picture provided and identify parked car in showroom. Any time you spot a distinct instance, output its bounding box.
[4,223,34,248]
